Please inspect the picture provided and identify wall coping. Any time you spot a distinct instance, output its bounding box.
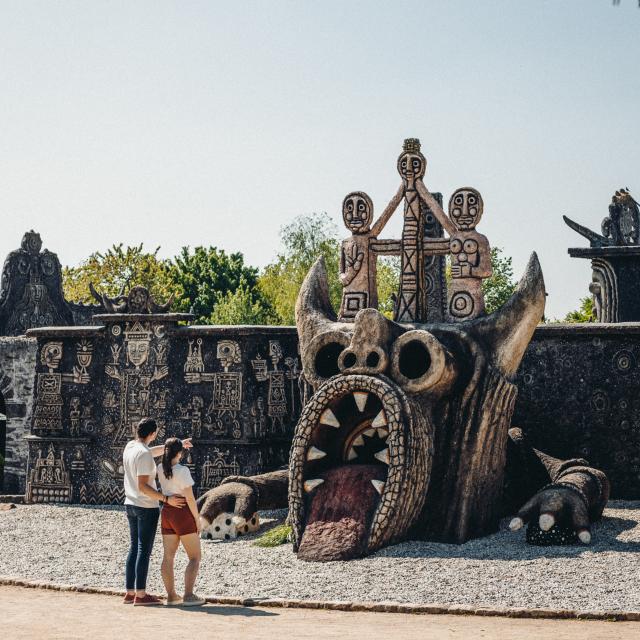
[534,322,640,337]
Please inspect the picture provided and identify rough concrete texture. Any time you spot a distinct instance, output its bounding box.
[1,502,639,614]
[0,336,37,493]
[5,585,640,640]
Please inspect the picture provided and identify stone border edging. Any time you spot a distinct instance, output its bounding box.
[1,576,638,622]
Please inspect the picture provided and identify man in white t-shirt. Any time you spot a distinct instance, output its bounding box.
[122,417,191,606]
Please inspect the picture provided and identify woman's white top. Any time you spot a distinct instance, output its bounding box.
[156,463,194,497]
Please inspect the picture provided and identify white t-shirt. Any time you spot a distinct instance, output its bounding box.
[157,463,194,497]
[123,440,158,508]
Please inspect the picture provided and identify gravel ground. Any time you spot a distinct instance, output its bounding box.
[1,501,640,612]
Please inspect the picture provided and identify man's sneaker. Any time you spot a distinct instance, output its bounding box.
[182,593,206,607]
[123,593,135,605]
[133,594,163,606]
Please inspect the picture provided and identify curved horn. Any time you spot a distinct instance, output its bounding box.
[89,282,115,313]
[471,252,546,379]
[295,257,341,356]
[150,292,174,313]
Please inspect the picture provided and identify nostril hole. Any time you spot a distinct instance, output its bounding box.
[343,352,357,369]
[366,351,380,368]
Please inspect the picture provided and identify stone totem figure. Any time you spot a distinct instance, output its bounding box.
[338,189,402,320]
[395,139,455,323]
[447,188,492,320]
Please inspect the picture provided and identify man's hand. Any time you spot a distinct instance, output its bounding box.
[181,437,193,449]
[167,495,186,508]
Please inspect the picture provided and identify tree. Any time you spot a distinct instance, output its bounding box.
[168,246,274,324]
[482,247,517,314]
[62,244,175,304]
[564,296,594,323]
[259,213,342,325]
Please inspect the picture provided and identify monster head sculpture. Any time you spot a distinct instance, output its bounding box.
[289,253,545,561]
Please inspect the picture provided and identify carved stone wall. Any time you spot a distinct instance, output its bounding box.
[515,323,640,499]
[24,317,300,503]
[0,337,37,493]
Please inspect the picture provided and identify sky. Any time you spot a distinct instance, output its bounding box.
[0,0,638,319]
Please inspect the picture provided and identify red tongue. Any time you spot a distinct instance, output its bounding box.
[298,465,386,562]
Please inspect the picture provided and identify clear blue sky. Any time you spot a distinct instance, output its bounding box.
[0,1,638,318]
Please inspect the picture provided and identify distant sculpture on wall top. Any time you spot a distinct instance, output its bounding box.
[565,188,640,323]
[90,283,174,314]
[337,139,492,324]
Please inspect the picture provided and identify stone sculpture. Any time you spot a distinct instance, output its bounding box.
[197,256,609,560]
[0,231,74,335]
[90,283,174,314]
[565,189,640,322]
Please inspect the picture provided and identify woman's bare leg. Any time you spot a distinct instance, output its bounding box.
[161,534,180,601]
[180,533,202,597]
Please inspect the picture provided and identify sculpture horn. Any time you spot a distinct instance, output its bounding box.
[471,252,546,379]
[89,282,115,313]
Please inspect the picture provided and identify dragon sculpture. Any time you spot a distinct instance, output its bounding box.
[197,255,609,561]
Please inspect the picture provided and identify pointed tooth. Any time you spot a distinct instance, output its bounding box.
[319,408,340,428]
[353,392,368,412]
[376,427,389,438]
[371,479,385,495]
[306,446,327,461]
[347,448,358,461]
[304,479,324,492]
[374,448,390,465]
[371,410,387,428]
[352,435,364,447]
[363,428,375,437]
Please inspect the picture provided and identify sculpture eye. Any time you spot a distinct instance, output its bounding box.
[357,200,366,212]
[314,342,345,379]
[454,195,464,205]
[401,160,407,169]
[346,202,354,212]
[468,195,477,205]
[412,159,421,169]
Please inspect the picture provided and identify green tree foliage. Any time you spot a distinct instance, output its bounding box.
[564,296,594,323]
[482,247,517,314]
[62,244,175,304]
[377,257,400,318]
[168,246,274,324]
[259,213,342,325]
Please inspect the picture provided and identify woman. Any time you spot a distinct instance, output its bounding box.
[157,437,205,606]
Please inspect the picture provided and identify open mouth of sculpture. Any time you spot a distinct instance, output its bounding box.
[290,375,412,562]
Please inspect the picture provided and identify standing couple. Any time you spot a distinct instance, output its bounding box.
[122,417,206,606]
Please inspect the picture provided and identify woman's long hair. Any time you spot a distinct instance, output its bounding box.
[161,437,184,479]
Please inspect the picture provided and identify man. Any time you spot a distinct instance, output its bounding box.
[122,417,191,605]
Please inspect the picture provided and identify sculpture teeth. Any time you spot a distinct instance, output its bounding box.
[374,448,390,465]
[376,428,389,439]
[371,479,385,495]
[371,410,388,428]
[319,409,340,428]
[304,479,324,493]
[347,448,358,461]
[539,514,555,532]
[306,446,327,461]
[578,530,591,544]
[363,428,375,437]
[353,392,368,412]
[352,435,364,447]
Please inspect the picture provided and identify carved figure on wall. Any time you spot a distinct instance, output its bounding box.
[198,256,610,560]
[201,448,241,491]
[105,321,169,444]
[446,187,492,320]
[33,341,91,432]
[26,443,72,503]
[90,283,174,314]
[0,230,75,335]
[252,341,291,433]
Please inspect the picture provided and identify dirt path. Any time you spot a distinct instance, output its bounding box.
[2,586,640,640]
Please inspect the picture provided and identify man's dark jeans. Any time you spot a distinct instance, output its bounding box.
[125,505,160,591]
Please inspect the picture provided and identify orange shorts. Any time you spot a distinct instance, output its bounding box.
[161,503,197,536]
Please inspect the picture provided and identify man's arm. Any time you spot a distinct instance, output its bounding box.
[137,474,186,508]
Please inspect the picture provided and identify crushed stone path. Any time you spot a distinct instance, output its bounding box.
[1,502,640,613]
[3,585,640,640]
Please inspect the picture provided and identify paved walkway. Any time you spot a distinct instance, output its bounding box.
[3,586,640,639]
